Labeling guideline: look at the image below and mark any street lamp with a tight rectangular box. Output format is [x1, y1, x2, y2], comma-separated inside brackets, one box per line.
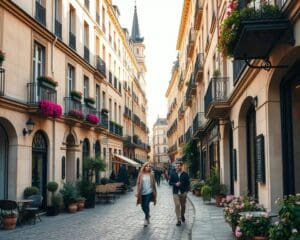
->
[23, 118, 35, 136]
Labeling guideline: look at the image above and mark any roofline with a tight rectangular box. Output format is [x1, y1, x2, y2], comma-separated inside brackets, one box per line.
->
[176, 0, 191, 50]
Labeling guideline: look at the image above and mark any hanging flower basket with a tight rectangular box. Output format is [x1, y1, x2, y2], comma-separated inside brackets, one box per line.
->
[0, 50, 5, 67]
[37, 76, 58, 89]
[86, 114, 100, 125]
[68, 109, 84, 120]
[219, 1, 290, 59]
[39, 100, 62, 118]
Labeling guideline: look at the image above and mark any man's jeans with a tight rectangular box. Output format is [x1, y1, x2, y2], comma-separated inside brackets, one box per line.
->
[141, 193, 152, 219]
[173, 192, 187, 221]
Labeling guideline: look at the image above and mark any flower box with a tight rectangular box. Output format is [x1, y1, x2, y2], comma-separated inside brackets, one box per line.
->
[37, 76, 58, 89]
[39, 100, 62, 118]
[70, 90, 83, 102]
[219, 2, 292, 60]
[68, 109, 84, 120]
[84, 97, 95, 105]
[86, 114, 100, 125]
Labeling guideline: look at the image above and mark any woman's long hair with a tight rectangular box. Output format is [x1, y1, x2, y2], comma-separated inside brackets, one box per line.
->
[138, 162, 152, 177]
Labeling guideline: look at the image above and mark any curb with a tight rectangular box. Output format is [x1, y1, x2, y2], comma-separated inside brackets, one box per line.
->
[186, 194, 196, 240]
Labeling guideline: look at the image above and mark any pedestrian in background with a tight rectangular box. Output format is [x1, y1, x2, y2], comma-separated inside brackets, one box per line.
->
[154, 168, 162, 186]
[169, 161, 190, 226]
[136, 162, 157, 227]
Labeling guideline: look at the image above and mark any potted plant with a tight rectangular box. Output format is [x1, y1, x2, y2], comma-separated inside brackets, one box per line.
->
[68, 109, 84, 120]
[1, 211, 17, 230]
[46, 181, 62, 216]
[0, 50, 5, 67]
[201, 185, 212, 202]
[84, 97, 95, 106]
[235, 212, 271, 240]
[86, 113, 100, 125]
[60, 182, 78, 213]
[39, 100, 62, 118]
[76, 197, 86, 211]
[37, 76, 58, 89]
[70, 90, 83, 102]
[214, 184, 228, 207]
[24, 186, 39, 198]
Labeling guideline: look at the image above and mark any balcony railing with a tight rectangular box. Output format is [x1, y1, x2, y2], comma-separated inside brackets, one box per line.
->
[124, 106, 132, 119]
[109, 121, 123, 137]
[84, 46, 90, 63]
[109, 71, 113, 84]
[178, 103, 185, 119]
[55, 19, 62, 39]
[194, 0, 204, 30]
[194, 53, 204, 83]
[178, 135, 185, 145]
[0, 68, 5, 96]
[69, 32, 76, 50]
[187, 30, 196, 58]
[27, 82, 57, 104]
[204, 77, 230, 118]
[114, 76, 118, 89]
[96, 56, 106, 76]
[133, 114, 141, 125]
[35, 1, 46, 26]
[82, 103, 95, 117]
[94, 110, 108, 129]
[168, 143, 177, 154]
[64, 97, 83, 119]
[193, 112, 206, 136]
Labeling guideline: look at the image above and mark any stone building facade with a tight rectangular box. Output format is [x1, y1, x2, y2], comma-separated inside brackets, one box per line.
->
[166, 0, 300, 211]
[0, 0, 149, 203]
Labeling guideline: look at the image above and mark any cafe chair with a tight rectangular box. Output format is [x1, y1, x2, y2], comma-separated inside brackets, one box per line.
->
[24, 195, 43, 224]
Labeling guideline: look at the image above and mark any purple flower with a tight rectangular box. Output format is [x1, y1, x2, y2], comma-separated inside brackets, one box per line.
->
[39, 100, 62, 118]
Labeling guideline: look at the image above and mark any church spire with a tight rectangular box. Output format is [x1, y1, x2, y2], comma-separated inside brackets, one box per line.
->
[130, 3, 144, 43]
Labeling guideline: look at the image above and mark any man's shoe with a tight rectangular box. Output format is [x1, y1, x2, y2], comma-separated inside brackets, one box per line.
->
[181, 215, 185, 222]
[144, 219, 148, 227]
[176, 221, 181, 226]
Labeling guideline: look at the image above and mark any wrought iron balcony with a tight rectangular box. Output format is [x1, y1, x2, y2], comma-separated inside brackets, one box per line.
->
[27, 82, 57, 105]
[194, 0, 204, 30]
[64, 97, 83, 120]
[96, 56, 106, 77]
[109, 121, 123, 137]
[178, 135, 185, 146]
[232, 0, 293, 60]
[133, 114, 141, 126]
[69, 32, 76, 50]
[168, 143, 178, 154]
[204, 77, 230, 119]
[187, 30, 196, 58]
[35, 1, 46, 26]
[194, 53, 204, 83]
[55, 19, 62, 39]
[0, 68, 5, 96]
[84, 46, 90, 63]
[192, 112, 206, 137]
[178, 103, 185, 119]
[233, 60, 247, 85]
[94, 110, 108, 129]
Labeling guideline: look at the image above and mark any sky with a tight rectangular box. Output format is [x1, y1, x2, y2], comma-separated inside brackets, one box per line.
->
[113, 0, 183, 133]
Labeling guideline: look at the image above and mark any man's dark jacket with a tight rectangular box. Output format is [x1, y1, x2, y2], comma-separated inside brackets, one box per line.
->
[169, 171, 190, 194]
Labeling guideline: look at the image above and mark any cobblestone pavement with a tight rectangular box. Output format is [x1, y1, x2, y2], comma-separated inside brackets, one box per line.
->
[0, 182, 193, 240]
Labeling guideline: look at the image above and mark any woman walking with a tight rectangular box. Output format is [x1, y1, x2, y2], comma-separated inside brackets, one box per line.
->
[136, 162, 157, 227]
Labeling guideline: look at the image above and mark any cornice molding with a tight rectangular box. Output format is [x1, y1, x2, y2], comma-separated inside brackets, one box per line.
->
[176, 0, 191, 50]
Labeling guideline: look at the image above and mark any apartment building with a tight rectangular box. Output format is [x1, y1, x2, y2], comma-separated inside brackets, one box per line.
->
[152, 117, 169, 168]
[0, 0, 149, 203]
[166, 0, 300, 211]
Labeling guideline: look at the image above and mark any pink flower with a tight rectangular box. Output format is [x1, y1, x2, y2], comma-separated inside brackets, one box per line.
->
[235, 227, 243, 238]
[39, 100, 62, 118]
[86, 114, 100, 124]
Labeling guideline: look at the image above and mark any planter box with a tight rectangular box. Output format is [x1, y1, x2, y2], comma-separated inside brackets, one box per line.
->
[39, 80, 56, 90]
[233, 18, 291, 59]
[71, 96, 82, 103]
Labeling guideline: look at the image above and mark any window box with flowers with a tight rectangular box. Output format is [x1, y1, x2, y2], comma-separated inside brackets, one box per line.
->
[70, 90, 83, 102]
[86, 113, 99, 125]
[37, 76, 58, 89]
[0, 50, 5, 67]
[219, 0, 293, 60]
[68, 109, 84, 120]
[39, 99, 62, 118]
[84, 97, 95, 107]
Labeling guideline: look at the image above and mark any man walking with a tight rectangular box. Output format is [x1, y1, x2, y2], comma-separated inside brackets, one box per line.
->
[169, 161, 190, 226]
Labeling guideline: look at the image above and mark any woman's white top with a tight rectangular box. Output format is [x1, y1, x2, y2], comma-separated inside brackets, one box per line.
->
[141, 174, 152, 195]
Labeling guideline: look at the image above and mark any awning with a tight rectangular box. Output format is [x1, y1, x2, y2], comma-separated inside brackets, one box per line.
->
[113, 154, 141, 167]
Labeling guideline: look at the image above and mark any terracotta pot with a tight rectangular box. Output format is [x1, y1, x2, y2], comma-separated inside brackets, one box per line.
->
[215, 194, 226, 207]
[2, 216, 17, 230]
[77, 201, 85, 211]
[68, 203, 78, 213]
[252, 236, 268, 240]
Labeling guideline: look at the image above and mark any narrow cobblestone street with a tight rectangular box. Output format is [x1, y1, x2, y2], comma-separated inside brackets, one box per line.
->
[0, 182, 193, 240]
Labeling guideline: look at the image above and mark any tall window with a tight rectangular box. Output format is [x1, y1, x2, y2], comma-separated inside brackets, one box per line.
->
[54, 0, 62, 38]
[33, 42, 45, 81]
[83, 76, 89, 98]
[114, 102, 117, 121]
[102, 91, 106, 109]
[102, 7, 106, 32]
[96, 85, 100, 110]
[118, 105, 121, 124]
[84, 22, 89, 47]
[109, 98, 112, 119]
[67, 64, 75, 96]
[69, 5, 76, 49]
